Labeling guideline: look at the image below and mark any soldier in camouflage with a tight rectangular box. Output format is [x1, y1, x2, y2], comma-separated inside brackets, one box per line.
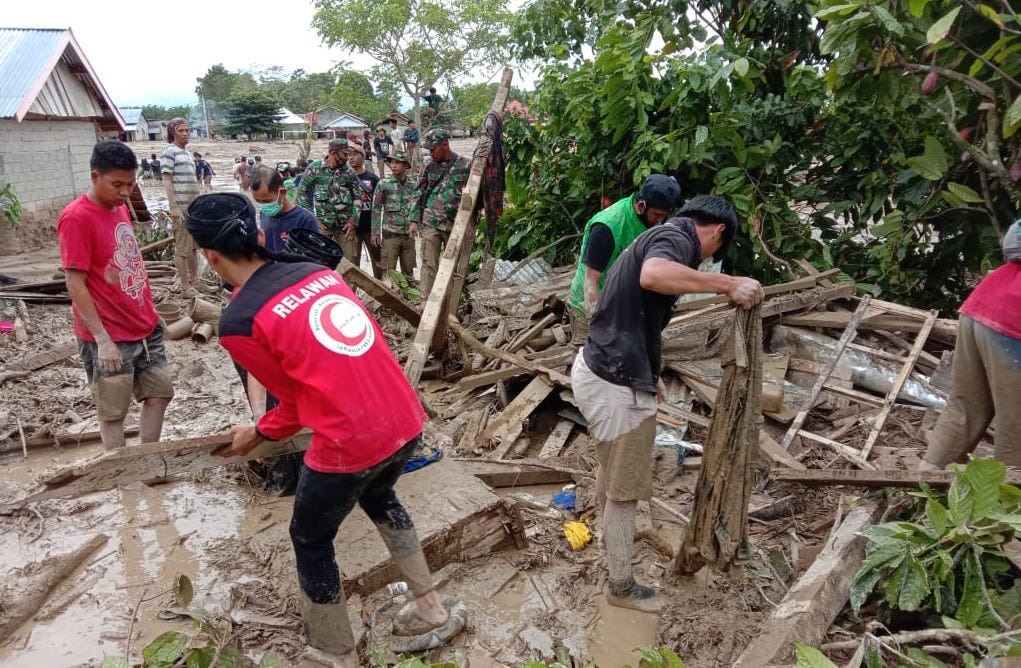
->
[416, 128, 470, 297]
[297, 138, 359, 246]
[371, 151, 419, 282]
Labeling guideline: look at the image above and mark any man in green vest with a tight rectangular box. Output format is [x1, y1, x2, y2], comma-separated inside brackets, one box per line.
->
[569, 175, 682, 322]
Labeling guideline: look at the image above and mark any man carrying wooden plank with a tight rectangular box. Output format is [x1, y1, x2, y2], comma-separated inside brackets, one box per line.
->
[571, 195, 763, 613]
[58, 140, 174, 451]
[920, 218, 1021, 470]
[185, 193, 465, 665]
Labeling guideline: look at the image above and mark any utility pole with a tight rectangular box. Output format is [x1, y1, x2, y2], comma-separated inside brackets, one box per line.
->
[200, 95, 210, 139]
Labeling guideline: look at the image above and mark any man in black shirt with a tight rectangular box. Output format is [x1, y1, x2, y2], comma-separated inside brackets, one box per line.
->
[341, 143, 384, 278]
[571, 195, 764, 614]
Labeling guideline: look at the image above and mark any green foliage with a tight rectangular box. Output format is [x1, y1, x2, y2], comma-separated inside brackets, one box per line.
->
[389, 271, 421, 300]
[328, 70, 398, 126]
[102, 621, 280, 668]
[311, 0, 511, 127]
[795, 644, 838, 668]
[0, 183, 24, 227]
[223, 89, 285, 137]
[139, 104, 193, 121]
[630, 646, 686, 668]
[850, 459, 1021, 640]
[507, 0, 1020, 311]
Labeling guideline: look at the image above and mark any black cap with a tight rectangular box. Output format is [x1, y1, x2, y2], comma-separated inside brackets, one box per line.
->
[678, 194, 737, 262]
[285, 228, 343, 270]
[637, 174, 682, 211]
[185, 193, 258, 252]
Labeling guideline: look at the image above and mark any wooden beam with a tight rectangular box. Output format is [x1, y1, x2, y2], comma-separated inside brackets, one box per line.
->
[537, 419, 574, 460]
[665, 283, 855, 338]
[1, 431, 312, 512]
[506, 313, 557, 353]
[770, 467, 1021, 488]
[458, 460, 576, 487]
[781, 311, 957, 345]
[858, 310, 938, 460]
[479, 376, 555, 458]
[448, 317, 572, 386]
[780, 296, 871, 452]
[404, 68, 514, 385]
[1, 426, 141, 453]
[338, 258, 421, 326]
[454, 366, 530, 392]
[674, 269, 843, 313]
[733, 498, 883, 667]
[6, 343, 77, 372]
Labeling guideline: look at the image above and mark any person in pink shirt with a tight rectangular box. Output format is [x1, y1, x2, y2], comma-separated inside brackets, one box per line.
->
[921, 219, 1021, 469]
[57, 140, 174, 450]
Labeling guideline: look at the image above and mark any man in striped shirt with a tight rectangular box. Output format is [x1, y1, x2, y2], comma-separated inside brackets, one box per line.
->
[161, 118, 202, 298]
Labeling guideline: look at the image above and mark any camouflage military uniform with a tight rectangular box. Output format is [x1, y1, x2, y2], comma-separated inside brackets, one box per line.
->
[372, 151, 419, 279]
[417, 128, 470, 297]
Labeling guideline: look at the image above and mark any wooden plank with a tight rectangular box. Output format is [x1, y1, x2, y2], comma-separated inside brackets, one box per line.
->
[0, 426, 141, 453]
[0, 431, 313, 512]
[6, 342, 77, 372]
[139, 235, 175, 256]
[338, 258, 421, 326]
[673, 269, 843, 312]
[506, 313, 557, 353]
[733, 498, 883, 667]
[796, 430, 875, 470]
[664, 283, 855, 338]
[404, 68, 514, 385]
[455, 366, 530, 392]
[537, 419, 574, 460]
[781, 311, 957, 345]
[448, 317, 572, 386]
[0, 292, 70, 303]
[859, 310, 938, 460]
[779, 296, 871, 452]
[479, 376, 555, 458]
[770, 467, 1021, 488]
[675, 373, 805, 470]
[459, 460, 576, 487]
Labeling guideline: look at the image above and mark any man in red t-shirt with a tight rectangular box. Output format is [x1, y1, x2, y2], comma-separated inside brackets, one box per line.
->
[57, 140, 174, 450]
[921, 220, 1021, 469]
[185, 193, 465, 664]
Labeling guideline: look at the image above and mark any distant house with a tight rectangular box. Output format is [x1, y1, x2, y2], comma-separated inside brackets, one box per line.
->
[119, 108, 149, 142]
[276, 108, 307, 139]
[0, 27, 125, 253]
[324, 112, 368, 137]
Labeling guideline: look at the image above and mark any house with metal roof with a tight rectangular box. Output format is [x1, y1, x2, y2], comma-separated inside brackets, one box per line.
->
[119, 108, 150, 142]
[0, 26, 125, 253]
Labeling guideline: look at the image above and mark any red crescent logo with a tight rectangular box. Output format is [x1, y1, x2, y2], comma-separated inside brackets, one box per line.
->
[319, 301, 370, 347]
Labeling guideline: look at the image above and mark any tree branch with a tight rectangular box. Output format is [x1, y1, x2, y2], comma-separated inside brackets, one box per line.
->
[951, 36, 1021, 90]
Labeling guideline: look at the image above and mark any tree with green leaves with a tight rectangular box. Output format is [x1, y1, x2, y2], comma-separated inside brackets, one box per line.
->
[311, 0, 512, 128]
[504, 0, 1019, 312]
[222, 89, 284, 137]
[140, 104, 192, 121]
[328, 69, 398, 125]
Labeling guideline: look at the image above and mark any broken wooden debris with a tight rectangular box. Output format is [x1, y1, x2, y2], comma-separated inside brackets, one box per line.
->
[479, 376, 555, 458]
[781, 310, 957, 345]
[457, 459, 577, 487]
[404, 68, 514, 384]
[341, 458, 527, 596]
[1, 431, 313, 512]
[733, 498, 883, 667]
[677, 304, 762, 574]
[770, 467, 1021, 488]
[447, 317, 571, 387]
[1, 426, 141, 453]
[339, 258, 421, 326]
[537, 419, 574, 460]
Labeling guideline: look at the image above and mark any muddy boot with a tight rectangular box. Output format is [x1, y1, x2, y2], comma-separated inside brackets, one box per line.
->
[299, 590, 357, 666]
[606, 578, 660, 614]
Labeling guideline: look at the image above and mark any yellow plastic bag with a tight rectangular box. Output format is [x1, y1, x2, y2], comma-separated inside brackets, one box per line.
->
[564, 521, 592, 550]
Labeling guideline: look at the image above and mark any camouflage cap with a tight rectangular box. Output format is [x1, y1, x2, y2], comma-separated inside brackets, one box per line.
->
[422, 128, 451, 148]
[328, 138, 349, 151]
[387, 150, 412, 165]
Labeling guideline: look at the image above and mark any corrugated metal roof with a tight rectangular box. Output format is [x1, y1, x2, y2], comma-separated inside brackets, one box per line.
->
[120, 108, 142, 125]
[0, 28, 67, 118]
[0, 27, 123, 132]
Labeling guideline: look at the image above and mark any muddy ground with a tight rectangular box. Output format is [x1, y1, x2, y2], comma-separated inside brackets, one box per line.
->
[0, 138, 938, 667]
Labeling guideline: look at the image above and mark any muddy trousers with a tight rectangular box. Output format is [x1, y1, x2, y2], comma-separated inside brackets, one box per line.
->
[924, 315, 1021, 467]
[340, 232, 384, 279]
[289, 436, 435, 654]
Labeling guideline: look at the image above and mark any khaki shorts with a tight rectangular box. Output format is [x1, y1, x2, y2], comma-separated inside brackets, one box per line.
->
[78, 321, 175, 422]
[571, 349, 657, 501]
[171, 208, 196, 258]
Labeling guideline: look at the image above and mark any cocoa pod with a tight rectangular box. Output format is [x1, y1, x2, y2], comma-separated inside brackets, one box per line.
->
[1012, 162, 1021, 183]
[921, 70, 939, 95]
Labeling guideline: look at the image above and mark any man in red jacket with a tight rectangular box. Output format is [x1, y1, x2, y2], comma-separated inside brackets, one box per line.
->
[185, 193, 464, 665]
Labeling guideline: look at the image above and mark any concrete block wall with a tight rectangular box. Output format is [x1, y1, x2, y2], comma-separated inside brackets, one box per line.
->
[0, 119, 98, 253]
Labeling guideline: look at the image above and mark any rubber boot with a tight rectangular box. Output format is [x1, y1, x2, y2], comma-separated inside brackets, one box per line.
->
[606, 578, 661, 614]
[299, 590, 356, 660]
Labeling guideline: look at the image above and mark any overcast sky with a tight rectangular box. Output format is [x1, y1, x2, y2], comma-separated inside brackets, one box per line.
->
[5, 0, 369, 108]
